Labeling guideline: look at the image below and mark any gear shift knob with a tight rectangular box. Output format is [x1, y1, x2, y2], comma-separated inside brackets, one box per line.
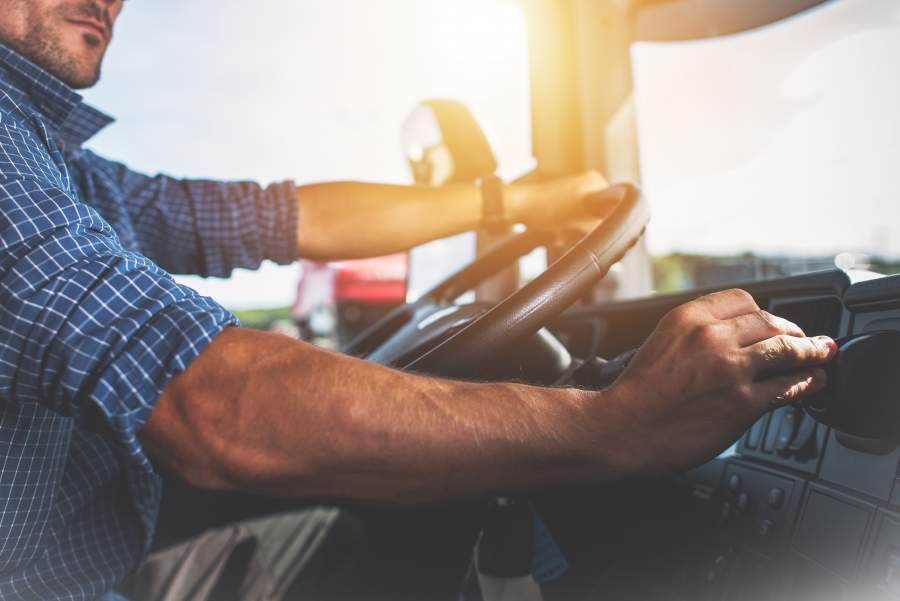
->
[803, 330, 900, 440]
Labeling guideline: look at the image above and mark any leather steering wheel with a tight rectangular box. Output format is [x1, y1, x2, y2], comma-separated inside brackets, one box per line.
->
[345, 183, 649, 380]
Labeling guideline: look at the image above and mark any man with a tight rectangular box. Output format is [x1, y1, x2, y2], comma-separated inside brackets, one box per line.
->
[0, 0, 836, 599]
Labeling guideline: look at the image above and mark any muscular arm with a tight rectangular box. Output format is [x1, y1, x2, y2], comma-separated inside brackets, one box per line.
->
[141, 327, 612, 504]
[141, 290, 836, 504]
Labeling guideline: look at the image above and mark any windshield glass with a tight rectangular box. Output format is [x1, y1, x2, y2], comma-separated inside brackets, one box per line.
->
[631, 0, 900, 291]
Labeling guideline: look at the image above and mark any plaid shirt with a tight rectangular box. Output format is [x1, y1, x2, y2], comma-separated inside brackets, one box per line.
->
[0, 45, 298, 600]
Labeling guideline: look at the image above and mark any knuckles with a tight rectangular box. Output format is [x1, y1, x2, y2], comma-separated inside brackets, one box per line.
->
[686, 322, 727, 351]
[753, 310, 782, 335]
[681, 323, 750, 381]
[726, 352, 752, 380]
[725, 288, 756, 306]
[765, 335, 793, 363]
[666, 288, 757, 327]
[733, 383, 756, 405]
[703, 288, 756, 311]
[661, 303, 701, 329]
[776, 334, 817, 361]
[711, 350, 749, 384]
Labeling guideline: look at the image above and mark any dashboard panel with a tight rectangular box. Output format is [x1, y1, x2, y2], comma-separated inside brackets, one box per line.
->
[683, 272, 900, 601]
[545, 269, 900, 601]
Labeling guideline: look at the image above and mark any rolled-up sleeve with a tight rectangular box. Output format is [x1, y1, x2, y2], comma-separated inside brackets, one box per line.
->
[0, 176, 237, 472]
[70, 150, 299, 278]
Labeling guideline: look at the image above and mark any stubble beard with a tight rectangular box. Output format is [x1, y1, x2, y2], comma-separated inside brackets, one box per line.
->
[4, 3, 105, 89]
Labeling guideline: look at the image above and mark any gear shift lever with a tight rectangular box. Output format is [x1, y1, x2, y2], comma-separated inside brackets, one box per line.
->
[803, 330, 900, 440]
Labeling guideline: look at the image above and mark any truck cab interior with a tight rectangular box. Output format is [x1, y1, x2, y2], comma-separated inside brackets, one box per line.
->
[152, 1, 900, 599]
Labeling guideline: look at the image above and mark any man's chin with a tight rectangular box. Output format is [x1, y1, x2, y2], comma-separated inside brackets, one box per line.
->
[67, 67, 101, 89]
[46, 51, 102, 89]
[9, 30, 104, 89]
[47, 58, 101, 89]
[59, 41, 105, 88]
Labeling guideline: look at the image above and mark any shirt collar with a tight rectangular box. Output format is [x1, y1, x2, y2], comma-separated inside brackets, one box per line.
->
[0, 43, 113, 148]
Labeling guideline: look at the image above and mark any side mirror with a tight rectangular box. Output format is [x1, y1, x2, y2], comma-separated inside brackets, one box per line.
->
[401, 99, 498, 185]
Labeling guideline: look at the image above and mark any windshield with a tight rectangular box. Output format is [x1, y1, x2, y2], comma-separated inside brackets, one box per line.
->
[631, 0, 900, 291]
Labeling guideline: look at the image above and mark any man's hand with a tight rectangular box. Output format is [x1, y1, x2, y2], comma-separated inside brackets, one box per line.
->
[507, 170, 612, 232]
[598, 288, 836, 476]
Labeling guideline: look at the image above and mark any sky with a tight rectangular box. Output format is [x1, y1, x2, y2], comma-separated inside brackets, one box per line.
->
[82, 0, 531, 309]
[632, 0, 900, 259]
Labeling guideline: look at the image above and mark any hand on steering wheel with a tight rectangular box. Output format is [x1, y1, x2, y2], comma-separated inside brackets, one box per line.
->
[347, 183, 649, 381]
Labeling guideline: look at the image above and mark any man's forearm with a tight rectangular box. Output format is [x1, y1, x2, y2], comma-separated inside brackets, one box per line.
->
[296, 181, 488, 261]
[141, 327, 626, 503]
[293, 172, 617, 261]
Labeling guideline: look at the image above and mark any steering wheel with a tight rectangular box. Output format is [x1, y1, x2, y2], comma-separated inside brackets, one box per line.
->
[344, 183, 649, 381]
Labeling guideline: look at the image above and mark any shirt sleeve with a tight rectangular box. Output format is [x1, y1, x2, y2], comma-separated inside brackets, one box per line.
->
[69, 149, 299, 278]
[0, 175, 238, 474]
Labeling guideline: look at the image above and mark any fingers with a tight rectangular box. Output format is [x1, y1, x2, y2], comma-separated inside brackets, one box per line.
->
[693, 289, 760, 321]
[727, 310, 806, 347]
[746, 334, 836, 378]
[582, 183, 628, 218]
[750, 368, 828, 410]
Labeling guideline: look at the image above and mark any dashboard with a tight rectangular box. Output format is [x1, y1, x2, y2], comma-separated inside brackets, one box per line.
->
[542, 269, 900, 601]
[707, 273, 900, 601]
[643, 271, 900, 601]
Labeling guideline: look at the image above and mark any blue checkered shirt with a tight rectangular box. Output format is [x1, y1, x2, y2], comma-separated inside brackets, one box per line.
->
[0, 45, 298, 600]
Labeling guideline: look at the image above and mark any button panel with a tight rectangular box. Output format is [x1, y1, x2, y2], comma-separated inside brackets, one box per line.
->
[740, 405, 827, 474]
[716, 460, 803, 555]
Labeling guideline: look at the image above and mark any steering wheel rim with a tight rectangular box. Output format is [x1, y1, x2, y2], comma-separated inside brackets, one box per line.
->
[404, 183, 649, 378]
[341, 228, 556, 359]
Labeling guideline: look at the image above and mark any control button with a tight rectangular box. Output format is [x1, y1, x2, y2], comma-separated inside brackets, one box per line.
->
[737, 492, 750, 512]
[768, 487, 785, 509]
[789, 413, 818, 453]
[762, 409, 783, 452]
[746, 416, 767, 449]
[775, 406, 799, 452]
[728, 474, 742, 494]
[759, 519, 776, 538]
[720, 502, 733, 525]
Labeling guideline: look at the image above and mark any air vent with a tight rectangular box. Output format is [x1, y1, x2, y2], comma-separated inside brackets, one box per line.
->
[769, 297, 843, 338]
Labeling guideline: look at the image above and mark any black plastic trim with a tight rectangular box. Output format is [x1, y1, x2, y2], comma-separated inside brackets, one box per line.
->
[845, 274, 900, 309]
